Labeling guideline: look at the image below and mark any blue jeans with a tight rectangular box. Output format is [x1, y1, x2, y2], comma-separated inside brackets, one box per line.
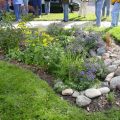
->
[111, 2, 120, 27]
[33, 0, 42, 15]
[63, 3, 69, 22]
[95, 0, 105, 26]
[45, 1, 50, 14]
[102, 0, 110, 16]
[5, 1, 10, 12]
[23, 0, 29, 14]
[13, 4, 21, 21]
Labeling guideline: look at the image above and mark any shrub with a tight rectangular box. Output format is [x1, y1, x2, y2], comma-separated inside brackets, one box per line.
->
[0, 21, 22, 53]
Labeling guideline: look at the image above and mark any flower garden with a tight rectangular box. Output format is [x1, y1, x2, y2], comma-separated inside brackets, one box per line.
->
[0, 18, 120, 119]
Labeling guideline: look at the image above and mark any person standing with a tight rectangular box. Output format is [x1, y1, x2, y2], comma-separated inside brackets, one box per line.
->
[102, 0, 110, 17]
[62, 0, 69, 22]
[78, 0, 88, 18]
[44, 0, 50, 14]
[111, 0, 120, 27]
[13, 0, 23, 21]
[22, 0, 29, 14]
[95, 0, 105, 26]
[33, 0, 42, 16]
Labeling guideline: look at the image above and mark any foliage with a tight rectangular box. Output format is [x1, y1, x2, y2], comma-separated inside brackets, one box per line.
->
[0, 21, 22, 53]
[109, 27, 120, 42]
[54, 52, 101, 91]
[106, 92, 115, 103]
[66, 30, 105, 57]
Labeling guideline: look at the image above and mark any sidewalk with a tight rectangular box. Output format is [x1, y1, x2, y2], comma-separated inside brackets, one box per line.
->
[13, 21, 120, 29]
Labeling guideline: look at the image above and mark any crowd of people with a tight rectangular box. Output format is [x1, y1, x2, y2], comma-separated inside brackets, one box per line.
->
[0, 0, 120, 27]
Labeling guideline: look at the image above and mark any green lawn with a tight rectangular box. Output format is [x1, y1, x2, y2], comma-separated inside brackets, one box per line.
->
[34, 13, 96, 21]
[33, 13, 111, 21]
[0, 61, 120, 120]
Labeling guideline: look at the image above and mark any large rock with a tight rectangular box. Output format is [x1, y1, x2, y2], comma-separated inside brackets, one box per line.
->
[115, 67, 120, 76]
[97, 47, 106, 56]
[102, 53, 110, 60]
[89, 49, 96, 57]
[105, 72, 114, 82]
[85, 88, 101, 98]
[104, 59, 112, 66]
[101, 82, 109, 87]
[76, 95, 91, 107]
[72, 91, 80, 98]
[98, 87, 110, 94]
[107, 65, 117, 73]
[62, 89, 74, 96]
[112, 60, 120, 66]
[110, 76, 120, 89]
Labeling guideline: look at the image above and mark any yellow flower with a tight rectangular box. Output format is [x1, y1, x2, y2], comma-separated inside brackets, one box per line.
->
[43, 43, 48, 47]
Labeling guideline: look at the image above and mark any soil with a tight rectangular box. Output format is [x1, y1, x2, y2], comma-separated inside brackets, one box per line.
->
[0, 54, 120, 112]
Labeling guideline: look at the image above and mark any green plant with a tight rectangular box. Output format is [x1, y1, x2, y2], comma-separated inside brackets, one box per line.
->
[106, 92, 115, 103]
[0, 21, 22, 53]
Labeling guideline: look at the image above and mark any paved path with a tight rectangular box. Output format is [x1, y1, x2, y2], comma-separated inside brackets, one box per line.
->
[13, 21, 120, 29]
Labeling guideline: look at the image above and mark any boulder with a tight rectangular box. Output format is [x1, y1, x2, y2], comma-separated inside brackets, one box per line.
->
[110, 76, 120, 89]
[98, 87, 110, 94]
[97, 47, 106, 56]
[76, 95, 91, 107]
[104, 59, 112, 66]
[112, 60, 120, 66]
[101, 82, 109, 87]
[72, 91, 80, 98]
[85, 88, 101, 98]
[105, 72, 114, 82]
[115, 67, 120, 76]
[89, 49, 96, 57]
[102, 53, 110, 60]
[107, 65, 117, 73]
[62, 89, 74, 96]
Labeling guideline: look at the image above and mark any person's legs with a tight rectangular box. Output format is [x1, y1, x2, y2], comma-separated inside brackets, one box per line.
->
[83, 2, 87, 17]
[37, 0, 42, 15]
[78, 1, 83, 16]
[102, 0, 106, 17]
[63, 3, 69, 22]
[111, 2, 120, 27]
[14, 4, 20, 21]
[95, 0, 105, 26]
[23, 0, 29, 14]
[106, 0, 110, 16]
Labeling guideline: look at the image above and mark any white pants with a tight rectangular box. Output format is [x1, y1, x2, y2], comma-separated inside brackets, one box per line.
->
[78, 1, 87, 17]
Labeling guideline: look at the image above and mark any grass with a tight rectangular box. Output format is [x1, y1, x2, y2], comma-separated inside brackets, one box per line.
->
[34, 13, 96, 21]
[84, 25, 120, 43]
[0, 61, 120, 120]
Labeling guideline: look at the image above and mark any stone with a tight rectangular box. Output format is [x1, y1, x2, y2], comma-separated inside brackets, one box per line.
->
[98, 87, 110, 94]
[79, 91, 85, 95]
[89, 49, 96, 57]
[72, 91, 80, 98]
[112, 60, 120, 66]
[62, 89, 74, 96]
[107, 65, 117, 73]
[85, 88, 101, 98]
[110, 76, 120, 89]
[105, 72, 115, 82]
[102, 53, 110, 60]
[104, 59, 112, 66]
[115, 67, 120, 76]
[76, 95, 91, 107]
[110, 54, 118, 58]
[97, 47, 106, 56]
[96, 56, 102, 59]
[101, 82, 109, 87]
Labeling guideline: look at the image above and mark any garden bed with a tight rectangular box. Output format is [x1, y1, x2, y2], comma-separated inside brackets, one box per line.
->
[0, 21, 120, 115]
